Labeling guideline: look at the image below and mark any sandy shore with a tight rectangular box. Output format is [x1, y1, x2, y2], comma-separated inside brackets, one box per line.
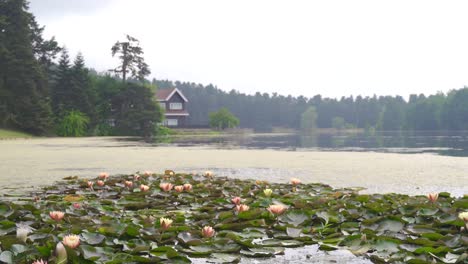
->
[0, 137, 467, 196]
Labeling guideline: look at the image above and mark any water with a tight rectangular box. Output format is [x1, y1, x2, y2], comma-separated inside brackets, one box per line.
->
[152, 130, 468, 157]
[0, 133, 467, 197]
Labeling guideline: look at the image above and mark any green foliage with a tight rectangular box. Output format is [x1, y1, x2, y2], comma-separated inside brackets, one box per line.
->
[0, 128, 33, 139]
[56, 110, 90, 137]
[111, 35, 150, 82]
[155, 125, 176, 136]
[300, 106, 317, 131]
[332, 116, 345, 130]
[209, 108, 239, 130]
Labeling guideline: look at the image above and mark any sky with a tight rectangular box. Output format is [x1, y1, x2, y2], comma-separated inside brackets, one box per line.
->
[29, 0, 468, 99]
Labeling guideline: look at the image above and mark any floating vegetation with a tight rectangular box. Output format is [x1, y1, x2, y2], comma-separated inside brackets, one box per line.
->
[0, 172, 467, 263]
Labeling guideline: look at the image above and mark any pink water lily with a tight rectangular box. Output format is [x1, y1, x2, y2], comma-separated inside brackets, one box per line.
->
[32, 259, 47, 264]
[49, 211, 65, 221]
[290, 178, 301, 185]
[134, 174, 140, 181]
[427, 193, 439, 203]
[231, 196, 241, 205]
[183, 183, 192, 191]
[73, 203, 81, 209]
[202, 226, 215, 238]
[87, 181, 94, 188]
[99, 172, 109, 180]
[174, 185, 184, 192]
[160, 217, 173, 230]
[96, 180, 105, 187]
[140, 184, 150, 192]
[124, 180, 133, 188]
[143, 171, 153, 177]
[160, 182, 173, 192]
[268, 204, 286, 215]
[63, 234, 80, 249]
[235, 204, 250, 212]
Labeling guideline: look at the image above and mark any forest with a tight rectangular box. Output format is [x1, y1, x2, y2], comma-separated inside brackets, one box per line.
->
[1, 0, 468, 137]
[156, 80, 468, 132]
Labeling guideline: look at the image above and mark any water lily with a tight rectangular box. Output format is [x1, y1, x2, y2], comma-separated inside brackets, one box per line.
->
[235, 204, 250, 212]
[290, 178, 301, 185]
[133, 174, 140, 181]
[174, 185, 184, 192]
[49, 211, 65, 221]
[16, 226, 30, 243]
[160, 182, 173, 192]
[56, 242, 67, 263]
[72, 203, 81, 209]
[32, 259, 47, 264]
[87, 181, 94, 189]
[204, 170, 213, 177]
[202, 226, 215, 238]
[160, 217, 173, 230]
[96, 180, 105, 187]
[183, 183, 192, 191]
[98, 172, 109, 180]
[62, 234, 80, 249]
[459, 211, 468, 222]
[427, 193, 438, 203]
[264, 188, 273, 197]
[143, 170, 153, 177]
[140, 184, 150, 192]
[231, 196, 241, 205]
[124, 180, 133, 188]
[268, 204, 286, 215]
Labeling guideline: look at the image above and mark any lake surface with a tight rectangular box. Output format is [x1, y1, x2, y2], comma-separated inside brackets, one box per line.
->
[0, 132, 467, 197]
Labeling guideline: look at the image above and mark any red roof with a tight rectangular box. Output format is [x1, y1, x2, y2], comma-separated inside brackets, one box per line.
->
[156, 88, 176, 101]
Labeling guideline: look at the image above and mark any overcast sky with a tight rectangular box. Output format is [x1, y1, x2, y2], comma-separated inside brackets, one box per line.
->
[29, 0, 468, 99]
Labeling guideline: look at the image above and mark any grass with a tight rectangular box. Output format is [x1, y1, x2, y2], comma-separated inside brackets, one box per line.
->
[0, 128, 34, 139]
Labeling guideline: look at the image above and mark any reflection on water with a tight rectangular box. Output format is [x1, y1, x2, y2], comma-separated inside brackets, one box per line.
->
[153, 131, 468, 157]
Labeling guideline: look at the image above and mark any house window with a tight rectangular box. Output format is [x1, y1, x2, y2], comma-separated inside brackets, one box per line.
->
[159, 102, 166, 109]
[169, 102, 182, 110]
[166, 119, 178, 126]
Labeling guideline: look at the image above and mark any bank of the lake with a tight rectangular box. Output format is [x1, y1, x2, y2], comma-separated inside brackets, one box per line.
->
[0, 137, 467, 197]
[0, 129, 34, 139]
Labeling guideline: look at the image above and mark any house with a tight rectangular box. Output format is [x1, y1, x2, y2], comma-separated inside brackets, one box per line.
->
[155, 88, 189, 127]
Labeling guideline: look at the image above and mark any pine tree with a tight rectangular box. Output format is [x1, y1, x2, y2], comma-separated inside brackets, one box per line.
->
[70, 53, 95, 123]
[0, 0, 52, 134]
[51, 48, 72, 118]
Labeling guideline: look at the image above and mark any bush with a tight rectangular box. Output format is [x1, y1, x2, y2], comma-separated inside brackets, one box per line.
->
[209, 108, 239, 130]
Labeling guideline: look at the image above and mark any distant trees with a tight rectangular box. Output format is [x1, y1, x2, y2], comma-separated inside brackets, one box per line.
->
[300, 106, 317, 132]
[111, 35, 150, 82]
[209, 108, 239, 130]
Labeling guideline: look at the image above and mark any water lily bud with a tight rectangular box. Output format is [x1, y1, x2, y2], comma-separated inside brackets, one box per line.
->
[96, 180, 105, 187]
[290, 178, 301, 185]
[134, 174, 140, 181]
[62, 234, 80, 249]
[268, 204, 286, 215]
[72, 203, 81, 209]
[159, 182, 173, 192]
[56, 242, 67, 264]
[140, 184, 150, 192]
[202, 226, 215, 238]
[16, 226, 30, 243]
[459, 211, 468, 222]
[49, 211, 65, 221]
[183, 183, 192, 191]
[263, 189, 273, 197]
[204, 171, 213, 177]
[160, 217, 173, 230]
[427, 193, 438, 203]
[235, 204, 250, 212]
[231, 196, 241, 205]
[32, 259, 47, 264]
[143, 171, 152, 177]
[98, 172, 109, 180]
[174, 185, 184, 192]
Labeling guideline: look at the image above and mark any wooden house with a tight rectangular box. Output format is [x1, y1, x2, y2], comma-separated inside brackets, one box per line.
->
[155, 88, 189, 127]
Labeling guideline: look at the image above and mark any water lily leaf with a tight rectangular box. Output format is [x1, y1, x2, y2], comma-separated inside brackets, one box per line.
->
[414, 246, 451, 255]
[373, 238, 400, 253]
[286, 227, 302, 238]
[0, 251, 13, 264]
[452, 199, 468, 209]
[417, 208, 439, 216]
[63, 194, 84, 202]
[177, 232, 202, 246]
[81, 232, 106, 245]
[421, 233, 444, 241]
[240, 247, 277, 257]
[80, 245, 113, 261]
[377, 219, 404, 233]
[0, 204, 13, 218]
[206, 253, 241, 263]
[10, 244, 28, 255]
[281, 212, 308, 226]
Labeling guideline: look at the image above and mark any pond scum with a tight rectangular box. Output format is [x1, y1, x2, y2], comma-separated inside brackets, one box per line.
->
[0, 171, 467, 263]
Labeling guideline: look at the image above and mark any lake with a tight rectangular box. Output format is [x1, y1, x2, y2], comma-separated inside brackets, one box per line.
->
[0, 131, 467, 197]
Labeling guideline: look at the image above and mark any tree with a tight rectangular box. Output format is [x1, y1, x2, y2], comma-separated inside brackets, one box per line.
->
[332, 116, 345, 130]
[57, 110, 89, 136]
[0, 0, 53, 134]
[300, 106, 317, 131]
[51, 48, 72, 117]
[209, 108, 239, 130]
[112, 83, 163, 138]
[111, 35, 150, 82]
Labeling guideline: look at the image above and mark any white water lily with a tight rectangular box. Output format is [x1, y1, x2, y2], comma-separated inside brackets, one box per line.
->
[16, 225, 31, 243]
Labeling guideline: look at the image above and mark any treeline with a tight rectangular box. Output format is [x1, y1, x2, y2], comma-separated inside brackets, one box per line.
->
[0, 0, 161, 136]
[156, 80, 468, 131]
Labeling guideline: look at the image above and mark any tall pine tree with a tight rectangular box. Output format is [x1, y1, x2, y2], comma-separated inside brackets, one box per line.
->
[0, 0, 52, 134]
